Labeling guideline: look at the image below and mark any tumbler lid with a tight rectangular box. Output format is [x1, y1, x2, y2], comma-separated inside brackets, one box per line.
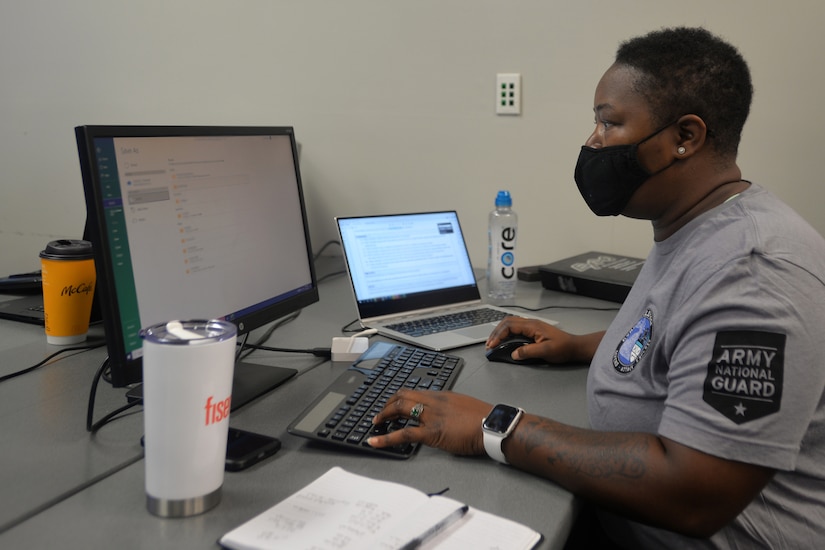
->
[140, 320, 237, 346]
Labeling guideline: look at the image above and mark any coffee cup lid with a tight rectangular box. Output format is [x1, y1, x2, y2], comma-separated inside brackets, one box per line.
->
[39, 239, 94, 260]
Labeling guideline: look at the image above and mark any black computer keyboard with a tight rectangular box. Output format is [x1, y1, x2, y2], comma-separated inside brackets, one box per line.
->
[287, 341, 463, 459]
[385, 307, 509, 337]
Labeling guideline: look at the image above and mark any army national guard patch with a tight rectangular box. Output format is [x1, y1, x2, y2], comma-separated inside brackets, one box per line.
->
[703, 331, 785, 424]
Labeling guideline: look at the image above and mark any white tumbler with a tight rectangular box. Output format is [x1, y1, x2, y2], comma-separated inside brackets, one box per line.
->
[140, 319, 237, 518]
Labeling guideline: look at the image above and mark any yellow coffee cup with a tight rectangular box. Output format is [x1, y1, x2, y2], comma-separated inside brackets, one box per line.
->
[39, 240, 96, 345]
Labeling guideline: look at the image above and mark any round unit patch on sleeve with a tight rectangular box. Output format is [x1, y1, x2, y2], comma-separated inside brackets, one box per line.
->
[612, 309, 653, 374]
[703, 331, 785, 424]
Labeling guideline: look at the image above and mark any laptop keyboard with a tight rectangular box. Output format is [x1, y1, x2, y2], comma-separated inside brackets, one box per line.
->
[385, 307, 509, 337]
[288, 342, 463, 459]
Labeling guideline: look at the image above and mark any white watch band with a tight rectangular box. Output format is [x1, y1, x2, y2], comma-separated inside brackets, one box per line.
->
[483, 430, 509, 464]
[482, 407, 524, 464]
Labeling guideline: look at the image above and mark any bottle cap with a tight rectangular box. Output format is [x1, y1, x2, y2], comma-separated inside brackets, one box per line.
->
[495, 190, 512, 207]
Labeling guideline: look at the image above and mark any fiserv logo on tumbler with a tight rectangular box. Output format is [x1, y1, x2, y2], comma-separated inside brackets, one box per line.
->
[205, 395, 231, 426]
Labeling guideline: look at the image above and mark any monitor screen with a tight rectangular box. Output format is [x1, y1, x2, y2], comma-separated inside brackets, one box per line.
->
[76, 126, 319, 407]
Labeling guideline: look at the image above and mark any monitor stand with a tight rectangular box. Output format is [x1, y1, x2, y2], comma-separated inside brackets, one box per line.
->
[124, 361, 297, 411]
[230, 361, 297, 411]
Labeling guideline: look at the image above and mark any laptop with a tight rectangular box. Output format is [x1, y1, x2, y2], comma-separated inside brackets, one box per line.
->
[336, 211, 556, 351]
[0, 273, 101, 326]
[0, 294, 46, 325]
[0, 271, 44, 324]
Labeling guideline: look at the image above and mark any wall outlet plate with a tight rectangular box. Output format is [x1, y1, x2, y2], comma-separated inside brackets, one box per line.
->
[496, 73, 521, 115]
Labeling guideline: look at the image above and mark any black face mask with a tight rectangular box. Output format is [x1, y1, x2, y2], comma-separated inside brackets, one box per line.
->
[574, 121, 679, 216]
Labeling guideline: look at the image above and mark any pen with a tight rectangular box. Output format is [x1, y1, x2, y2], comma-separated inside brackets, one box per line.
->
[398, 504, 469, 550]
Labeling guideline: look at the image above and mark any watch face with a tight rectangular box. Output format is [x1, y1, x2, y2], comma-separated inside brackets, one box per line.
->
[483, 404, 521, 433]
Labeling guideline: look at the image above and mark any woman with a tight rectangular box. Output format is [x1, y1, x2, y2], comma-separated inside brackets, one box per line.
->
[368, 27, 825, 548]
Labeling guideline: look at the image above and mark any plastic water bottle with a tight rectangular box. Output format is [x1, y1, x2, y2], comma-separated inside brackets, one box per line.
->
[487, 190, 518, 303]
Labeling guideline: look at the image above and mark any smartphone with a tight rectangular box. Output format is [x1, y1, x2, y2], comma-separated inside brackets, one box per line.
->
[225, 428, 282, 471]
[139, 428, 281, 471]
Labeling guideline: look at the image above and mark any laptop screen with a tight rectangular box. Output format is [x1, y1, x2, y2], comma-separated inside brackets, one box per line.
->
[337, 212, 480, 318]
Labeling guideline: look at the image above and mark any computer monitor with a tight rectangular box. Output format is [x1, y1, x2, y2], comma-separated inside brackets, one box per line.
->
[75, 125, 319, 409]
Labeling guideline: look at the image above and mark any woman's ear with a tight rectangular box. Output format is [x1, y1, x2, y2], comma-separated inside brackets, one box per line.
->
[674, 114, 708, 157]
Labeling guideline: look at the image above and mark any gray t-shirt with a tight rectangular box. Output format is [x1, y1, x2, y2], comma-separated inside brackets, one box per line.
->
[588, 183, 825, 549]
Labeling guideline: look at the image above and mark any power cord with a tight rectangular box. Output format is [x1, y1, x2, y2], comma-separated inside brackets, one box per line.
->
[0, 341, 105, 384]
[313, 240, 346, 283]
[237, 310, 303, 362]
[340, 319, 364, 333]
[86, 355, 142, 433]
[239, 342, 332, 359]
[313, 240, 341, 260]
[317, 269, 347, 284]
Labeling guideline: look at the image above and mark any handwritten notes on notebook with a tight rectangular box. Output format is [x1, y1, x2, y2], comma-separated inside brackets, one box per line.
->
[219, 467, 541, 550]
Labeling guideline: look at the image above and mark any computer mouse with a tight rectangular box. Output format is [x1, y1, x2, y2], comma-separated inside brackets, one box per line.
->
[485, 335, 546, 365]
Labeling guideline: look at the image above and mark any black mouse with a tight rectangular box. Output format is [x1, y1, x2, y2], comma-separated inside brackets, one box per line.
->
[485, 335, 546, 365]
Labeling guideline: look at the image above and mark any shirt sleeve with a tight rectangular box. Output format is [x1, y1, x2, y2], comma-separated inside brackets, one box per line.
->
[658, 252, 825, 471]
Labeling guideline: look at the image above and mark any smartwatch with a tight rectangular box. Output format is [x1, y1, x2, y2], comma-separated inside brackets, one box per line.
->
[482, 404, 524, 464]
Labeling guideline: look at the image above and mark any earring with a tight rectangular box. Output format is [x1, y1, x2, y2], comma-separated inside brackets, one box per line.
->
[677, 146, 686, 155]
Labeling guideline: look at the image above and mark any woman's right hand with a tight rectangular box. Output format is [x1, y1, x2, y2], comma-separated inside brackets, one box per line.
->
[485, 316, 603, 365]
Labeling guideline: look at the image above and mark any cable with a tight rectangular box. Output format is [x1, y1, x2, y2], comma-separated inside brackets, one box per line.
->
[86, 355, 142, 433]
[87, 400, 141, 434]
[340, 319, 364, 333]
[313, 240, 345, 283]
[0, 342, 105, 384]
[239, 342, 332, 359]
[236, 332, 250, 362]
[250, 310, 302, 348]
[312, 240, 341, 261]
[316, 269, 346, 283]
[236, 310, 304, 362]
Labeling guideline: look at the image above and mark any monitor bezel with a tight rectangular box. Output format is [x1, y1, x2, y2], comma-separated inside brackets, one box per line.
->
[75, 125, 319, 388]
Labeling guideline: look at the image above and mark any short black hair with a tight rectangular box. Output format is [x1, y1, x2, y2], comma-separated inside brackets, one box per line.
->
[615, 27, 752, 157]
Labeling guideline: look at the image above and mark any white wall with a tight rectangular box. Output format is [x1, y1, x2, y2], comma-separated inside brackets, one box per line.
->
[2, 0, 823, 276]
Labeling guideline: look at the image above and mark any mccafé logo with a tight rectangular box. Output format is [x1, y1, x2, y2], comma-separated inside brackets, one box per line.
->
[61, 281, 94, 297]
[204, 395, 231, 426]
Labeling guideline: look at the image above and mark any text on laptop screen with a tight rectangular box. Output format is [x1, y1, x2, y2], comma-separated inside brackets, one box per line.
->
[337, 212, 476, 303]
